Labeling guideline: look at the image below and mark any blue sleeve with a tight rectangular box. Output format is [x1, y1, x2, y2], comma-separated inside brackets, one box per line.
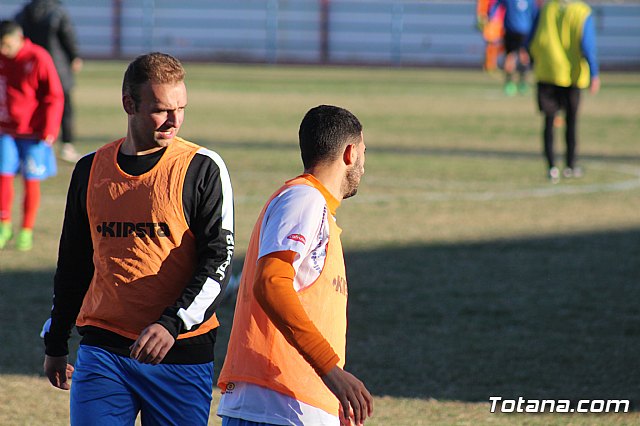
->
[581, 15, 599, 77]
[526, 10, 540, 50]
[531, 0, 539, 17]
[525, 0, 539, 34]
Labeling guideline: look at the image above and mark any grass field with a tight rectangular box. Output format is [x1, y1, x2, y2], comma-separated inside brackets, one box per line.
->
[0, 61, 639, 425]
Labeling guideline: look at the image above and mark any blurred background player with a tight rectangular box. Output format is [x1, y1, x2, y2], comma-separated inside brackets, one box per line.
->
[489, 0, 538, 95]
[0, 20, 63, 250]
[477, 0, 505, 73]
[16, 0, 83, 163]
[529, 0, 600, 183]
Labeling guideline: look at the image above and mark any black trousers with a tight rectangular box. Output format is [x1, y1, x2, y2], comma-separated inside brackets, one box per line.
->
[537, 83, 581, 169]
[61, 90, 74, 143]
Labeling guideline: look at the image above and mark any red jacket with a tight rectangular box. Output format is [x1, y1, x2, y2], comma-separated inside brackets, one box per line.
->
[0, 38, 63, 141]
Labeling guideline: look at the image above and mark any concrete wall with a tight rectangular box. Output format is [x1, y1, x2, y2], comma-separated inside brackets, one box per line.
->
[2, 0, 639, 68]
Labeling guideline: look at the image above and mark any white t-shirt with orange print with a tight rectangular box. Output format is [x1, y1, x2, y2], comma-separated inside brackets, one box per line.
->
[218, 184, 339, 425]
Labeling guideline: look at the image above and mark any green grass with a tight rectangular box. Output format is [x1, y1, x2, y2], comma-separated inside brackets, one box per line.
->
[1, 62, 639, 425]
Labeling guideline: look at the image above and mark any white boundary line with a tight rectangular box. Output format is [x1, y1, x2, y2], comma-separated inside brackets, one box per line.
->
[354, 162, 640, 203]
[233, 162, 640, 204]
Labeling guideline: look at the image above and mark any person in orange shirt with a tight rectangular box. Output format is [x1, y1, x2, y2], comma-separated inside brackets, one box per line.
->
[477, 0, 505, 72]
[218, 105, 373, 426]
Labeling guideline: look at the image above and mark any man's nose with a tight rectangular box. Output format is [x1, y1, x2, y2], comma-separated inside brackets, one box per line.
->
[166, 110, 178, 126]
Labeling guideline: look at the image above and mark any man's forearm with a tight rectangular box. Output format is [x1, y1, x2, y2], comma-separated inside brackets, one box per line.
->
[254, 251, 340, 376]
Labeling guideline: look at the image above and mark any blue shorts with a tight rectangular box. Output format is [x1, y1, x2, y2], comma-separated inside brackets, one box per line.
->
[71, 345, 215, 426]
[0, 134, 56, 180]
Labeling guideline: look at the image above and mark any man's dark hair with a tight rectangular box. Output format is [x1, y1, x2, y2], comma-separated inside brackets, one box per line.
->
[299, 105, 362, 169]
[0, 20, 22, 38]
[122, 52, 185, 110]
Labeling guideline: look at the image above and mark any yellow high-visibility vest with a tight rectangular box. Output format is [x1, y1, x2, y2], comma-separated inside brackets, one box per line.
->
[530, 0, 592, 88]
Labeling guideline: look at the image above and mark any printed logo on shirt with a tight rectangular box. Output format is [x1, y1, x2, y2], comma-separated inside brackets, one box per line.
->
[517, 0, 529, 12]
[332, 275, 348, 296]
[25, 158, 46, 177]
[96, 221, 171, 238]
[24, 61, 34, 74]
[286, 233, 307, 245]
[215, 234, 235, 282]
[310, 242, 326, 274]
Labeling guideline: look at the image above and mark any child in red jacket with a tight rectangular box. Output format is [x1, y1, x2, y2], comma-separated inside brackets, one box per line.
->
[0, 20, 63, 250]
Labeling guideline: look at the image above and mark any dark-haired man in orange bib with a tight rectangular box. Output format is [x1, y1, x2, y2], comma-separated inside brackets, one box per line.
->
[218, 105, 373, 426]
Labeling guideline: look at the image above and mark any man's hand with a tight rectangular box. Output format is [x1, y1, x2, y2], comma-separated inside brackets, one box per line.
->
[129, 323, 175, 364]
[44, 355, 74, 390]
[71, 58, 83, 74]
[321, 366, 374, 426]
[590, 76, 601, 95]
[43, 135, 55, 146]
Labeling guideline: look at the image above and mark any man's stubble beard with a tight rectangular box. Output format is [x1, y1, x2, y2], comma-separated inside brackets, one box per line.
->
[342, 157, 363, 200]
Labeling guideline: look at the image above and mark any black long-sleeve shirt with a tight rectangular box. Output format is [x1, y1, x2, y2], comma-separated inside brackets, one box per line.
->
[44, 145, 235, 364]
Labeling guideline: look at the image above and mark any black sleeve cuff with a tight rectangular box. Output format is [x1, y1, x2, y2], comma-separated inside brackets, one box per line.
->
[44, 332, 69, 357]
[155, 308, 183, 339]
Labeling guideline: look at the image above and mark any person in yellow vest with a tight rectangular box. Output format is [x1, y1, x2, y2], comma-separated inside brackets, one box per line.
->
[529, 0, 600, 183]
[42, 52, 235, 425]
[217, 105, 373, 426]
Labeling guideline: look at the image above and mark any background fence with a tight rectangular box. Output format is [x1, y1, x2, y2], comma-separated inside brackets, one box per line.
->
[2, 0, 640, 68]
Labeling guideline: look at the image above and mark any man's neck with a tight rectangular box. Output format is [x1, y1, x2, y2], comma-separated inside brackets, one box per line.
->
[120, 136, 166, 156]
[303, 165, 344, 202]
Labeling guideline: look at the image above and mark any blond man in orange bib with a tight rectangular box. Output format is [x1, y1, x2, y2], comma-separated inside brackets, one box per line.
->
[218, 105, 373, 426]
[43, 52, 235, 425]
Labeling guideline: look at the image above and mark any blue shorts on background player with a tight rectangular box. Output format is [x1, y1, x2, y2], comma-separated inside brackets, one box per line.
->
[0, 136, 58, 250]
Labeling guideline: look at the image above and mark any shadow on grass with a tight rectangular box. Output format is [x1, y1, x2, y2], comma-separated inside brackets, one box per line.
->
[342, 228, 640, 403]
[2, 229, 639, 404]
[0, 268, 58, 375]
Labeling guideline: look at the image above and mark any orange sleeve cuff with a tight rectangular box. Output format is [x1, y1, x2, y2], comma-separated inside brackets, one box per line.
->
[253, 250, 339, 376]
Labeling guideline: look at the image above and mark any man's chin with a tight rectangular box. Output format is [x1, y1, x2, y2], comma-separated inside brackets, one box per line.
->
[343, 188, 358, 199]
[154, 135, 175, 146]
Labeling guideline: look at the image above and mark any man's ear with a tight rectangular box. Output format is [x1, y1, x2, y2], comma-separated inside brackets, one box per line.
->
[122, 95, 135, 115]
[343, 143, 357, 166]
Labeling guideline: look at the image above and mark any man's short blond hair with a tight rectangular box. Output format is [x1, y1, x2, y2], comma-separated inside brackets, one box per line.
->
[122, 52, 185, 109]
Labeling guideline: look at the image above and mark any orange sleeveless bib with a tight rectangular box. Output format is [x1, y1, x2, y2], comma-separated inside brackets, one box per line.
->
[219, 176, 347, 415]
[77, 137, 219, 339]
